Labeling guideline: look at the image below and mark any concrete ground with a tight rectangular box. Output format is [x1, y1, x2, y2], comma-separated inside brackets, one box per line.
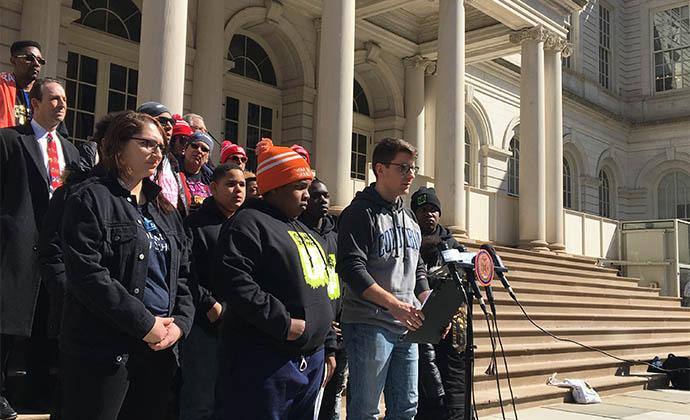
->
[484, 389, 690, 420]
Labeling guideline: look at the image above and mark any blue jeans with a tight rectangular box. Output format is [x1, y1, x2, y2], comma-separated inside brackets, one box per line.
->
[342, 323, 418, 420]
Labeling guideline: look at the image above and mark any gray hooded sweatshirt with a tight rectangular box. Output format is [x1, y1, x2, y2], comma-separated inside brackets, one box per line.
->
[336, 184, 429, 333]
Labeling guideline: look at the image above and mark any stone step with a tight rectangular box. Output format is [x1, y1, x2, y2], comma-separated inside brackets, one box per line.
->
[474, 372, 669, 417]
[503, 261, 624, 280]
[485, 296, 690, 314]
[504, 271, 652, 294]
[482, 250, 619, 274]
[471, 325, 690, 346]
[480, 311, 690, 328]
[489, 285, 678, 307]
[471, 353, 662, 393]
[472, 337, 690, 366]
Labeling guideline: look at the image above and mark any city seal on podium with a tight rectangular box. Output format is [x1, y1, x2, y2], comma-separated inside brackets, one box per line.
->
[474, 249, 494, 286]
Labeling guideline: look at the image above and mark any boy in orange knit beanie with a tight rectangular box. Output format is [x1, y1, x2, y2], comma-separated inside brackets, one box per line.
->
[215, 138, 337, 419]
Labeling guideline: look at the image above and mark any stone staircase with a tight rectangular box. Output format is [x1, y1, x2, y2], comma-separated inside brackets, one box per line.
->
[464, 244, 690, 416]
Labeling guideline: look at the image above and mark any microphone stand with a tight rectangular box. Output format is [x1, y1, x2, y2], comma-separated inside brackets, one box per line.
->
[442, 250, 479, 420]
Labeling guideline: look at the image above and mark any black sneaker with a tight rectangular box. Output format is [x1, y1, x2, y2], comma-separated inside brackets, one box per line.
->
[0, 396, 17, 420]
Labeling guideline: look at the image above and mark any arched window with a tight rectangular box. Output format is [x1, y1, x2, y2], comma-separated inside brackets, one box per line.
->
[563, 158, 573, 209]
[353, 79, 370, 116]
[228, 34, 277, 86]
[465, 128, 471, 184]
[598, 169, 611, 218]
[658, 171, 690, 219]
[507, 137, 520, 195]
[72, 0, 141, 42]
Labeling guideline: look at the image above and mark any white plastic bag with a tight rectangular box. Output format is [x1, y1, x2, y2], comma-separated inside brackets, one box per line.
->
[546, 373, 602, 404]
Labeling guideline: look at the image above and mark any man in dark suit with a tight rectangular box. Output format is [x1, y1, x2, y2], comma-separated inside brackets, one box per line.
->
[0, 77, 78, 418]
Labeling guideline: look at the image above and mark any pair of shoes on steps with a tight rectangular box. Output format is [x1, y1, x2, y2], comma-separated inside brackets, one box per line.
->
[0, 396, 17, 420]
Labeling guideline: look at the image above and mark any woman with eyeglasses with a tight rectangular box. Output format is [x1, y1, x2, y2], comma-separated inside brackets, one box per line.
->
[58, 111, 194, 420]
[179, 131, 215, 211]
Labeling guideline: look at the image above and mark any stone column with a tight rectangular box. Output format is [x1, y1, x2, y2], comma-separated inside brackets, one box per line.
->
[545, 36, 572, 252]
[403, 55, 429, 174]
[315, 0, 355, 209]
[137, 0, 188, 113]
[20, 0, 61, 77]
[191, 0, 224, 139]
[435, 0, 466, 235]
[511, 25, 549, 251]
[424, 62, 437, 176]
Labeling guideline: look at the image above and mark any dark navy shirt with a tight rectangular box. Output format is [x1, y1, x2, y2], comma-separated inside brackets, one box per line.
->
[138, 204, 170, 316]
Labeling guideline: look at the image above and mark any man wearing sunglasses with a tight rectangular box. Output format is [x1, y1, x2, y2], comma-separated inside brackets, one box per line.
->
[1, 40, 44, 128]
[220, 140, 248, 170]
[180, 131, 215, 210]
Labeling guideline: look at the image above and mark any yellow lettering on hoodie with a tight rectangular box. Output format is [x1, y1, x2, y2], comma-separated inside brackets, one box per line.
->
[288, 231, 330, 289]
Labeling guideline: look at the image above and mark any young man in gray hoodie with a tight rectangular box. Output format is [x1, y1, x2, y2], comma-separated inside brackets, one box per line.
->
[336, 138, 430, 419]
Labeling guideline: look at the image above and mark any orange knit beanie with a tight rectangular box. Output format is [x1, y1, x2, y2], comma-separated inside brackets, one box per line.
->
[256, 138, 313, 194]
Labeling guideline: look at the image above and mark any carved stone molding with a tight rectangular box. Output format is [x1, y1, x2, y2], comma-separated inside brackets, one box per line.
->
[545, 33, 574, 57]
[509, 24, 550, 44]
[511, 25, 574, 57]
[365, 41, 381, 65]
[425, 60, 438, 76]
[312, 17, 321, 32]
[265, 0, 284, 24]
[402, 55, 431, 71]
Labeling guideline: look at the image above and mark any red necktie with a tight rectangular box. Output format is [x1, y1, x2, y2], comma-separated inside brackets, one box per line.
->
[47, 133, 62, 192]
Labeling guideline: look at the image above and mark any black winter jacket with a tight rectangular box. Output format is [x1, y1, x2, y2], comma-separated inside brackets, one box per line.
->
[38, 163, 103, 338]
[215, 198, 336, 356]
[59, 176, 194, 364]
[299, 213, 343, 350]
[183, 196, 227, 332]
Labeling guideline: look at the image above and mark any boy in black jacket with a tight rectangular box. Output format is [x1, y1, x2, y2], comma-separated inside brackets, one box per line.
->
[299, 179, 344, 420]
[180, 163, 245, 420]
[215, 139, 336, 420]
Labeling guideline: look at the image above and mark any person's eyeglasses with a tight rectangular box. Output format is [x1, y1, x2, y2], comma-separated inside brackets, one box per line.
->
[229, 155, 248, 164]
[386, 162, 420, 175]
[156, 116, 175, 127]
[188, 142, 210, 153]
[14, 54, 46, 65]
[131, 136, 165, 153]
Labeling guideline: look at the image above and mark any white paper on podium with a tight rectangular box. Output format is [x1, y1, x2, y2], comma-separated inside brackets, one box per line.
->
[441, 248, 476, 264]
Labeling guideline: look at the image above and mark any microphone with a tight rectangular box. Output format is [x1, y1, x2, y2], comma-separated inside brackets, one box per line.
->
[438, 242, 489, 316]
[480, 244, 517, 301]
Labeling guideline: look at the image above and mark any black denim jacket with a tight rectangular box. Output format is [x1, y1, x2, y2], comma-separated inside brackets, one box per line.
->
[59, 175, 194, 364]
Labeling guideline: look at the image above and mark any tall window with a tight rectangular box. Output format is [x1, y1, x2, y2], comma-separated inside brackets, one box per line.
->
[107, 64, 138, 113]
[66, 51, 98, 143]
[72, 0, 141, 42]
[228, 34, 277, 86]
[507, 137, 520, 196]
[353, 80, 371, 116]
[224, 97, 240, 143]
[599, 169, 611, 218]
[599, 4, 611, 89]
[351, 133, 368, 180]
[223, 97, 273, 172]
[653, 5, 690, 93]
[658, 171, 690, 218]
[464, 128, 471, 184]
[564, 14, 573, 69]
[563, 158, 573, 209]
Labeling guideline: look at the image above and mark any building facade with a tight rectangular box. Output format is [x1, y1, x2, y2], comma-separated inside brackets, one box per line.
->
[1, 0, 689, 258]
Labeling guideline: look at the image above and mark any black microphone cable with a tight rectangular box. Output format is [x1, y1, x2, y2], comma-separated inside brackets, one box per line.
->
[488, 262, 690, 376]
[483, 301, 506, 420]
[491, 301, 519, 420]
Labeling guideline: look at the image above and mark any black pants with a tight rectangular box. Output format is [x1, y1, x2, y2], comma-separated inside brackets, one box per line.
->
[60, 346, 177, 420]
[0, 283, 56, 410]
[418, 338, 466, 420]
